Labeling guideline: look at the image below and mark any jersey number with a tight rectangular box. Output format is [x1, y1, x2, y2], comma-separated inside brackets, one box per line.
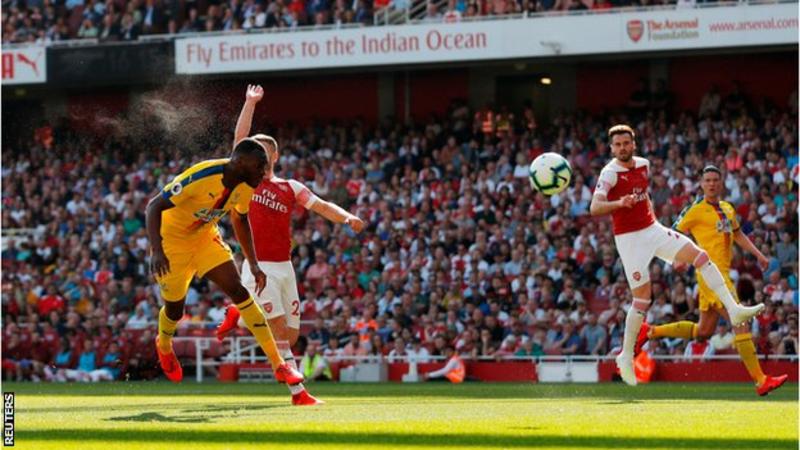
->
[291, 300, 300, 316]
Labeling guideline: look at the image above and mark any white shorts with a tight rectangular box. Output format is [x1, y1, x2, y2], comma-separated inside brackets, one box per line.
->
[241, 261, 301, 329]
[614, 222, 693, 289]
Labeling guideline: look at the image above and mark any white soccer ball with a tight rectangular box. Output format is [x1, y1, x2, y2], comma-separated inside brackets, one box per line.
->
[528, 152, 572, 196]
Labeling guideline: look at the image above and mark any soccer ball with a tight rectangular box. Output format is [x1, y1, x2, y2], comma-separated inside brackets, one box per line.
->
[528, 152, 572, 195]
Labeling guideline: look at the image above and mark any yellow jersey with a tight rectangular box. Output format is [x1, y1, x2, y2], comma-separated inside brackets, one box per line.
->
[674, 197, 740, 271]
[160, 159, 253, 241]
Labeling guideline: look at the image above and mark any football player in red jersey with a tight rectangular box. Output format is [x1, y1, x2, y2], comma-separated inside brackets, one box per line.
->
[589, 124, 764, 386]
[217, 85, 365, 405]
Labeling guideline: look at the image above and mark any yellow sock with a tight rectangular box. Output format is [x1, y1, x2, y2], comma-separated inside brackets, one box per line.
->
[158, 306, 179, 353]
[734, 333, 766, 386]
[236, 297, 284, 369]
[650, 321, 697, 340]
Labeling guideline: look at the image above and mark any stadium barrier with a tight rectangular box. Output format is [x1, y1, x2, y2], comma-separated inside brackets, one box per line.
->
[172, 337, 798, 384]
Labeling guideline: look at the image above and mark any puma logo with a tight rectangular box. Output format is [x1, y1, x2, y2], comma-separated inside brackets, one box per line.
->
[253, 322, 267, 328]
[17, 51, 42, 76]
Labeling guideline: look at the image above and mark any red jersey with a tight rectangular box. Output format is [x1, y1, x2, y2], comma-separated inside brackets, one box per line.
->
[249, 176, 318, 262]
[594, 156, 656, 235]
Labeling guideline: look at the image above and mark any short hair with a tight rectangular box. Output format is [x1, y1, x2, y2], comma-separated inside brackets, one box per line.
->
[251, 133, 278, 152]
[607, 124, 636, 140]
[233, 138, 268, 164]
[702, 164, 721, 176]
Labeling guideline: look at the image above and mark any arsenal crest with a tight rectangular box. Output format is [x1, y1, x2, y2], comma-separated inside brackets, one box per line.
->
[627, 20, 644, 43]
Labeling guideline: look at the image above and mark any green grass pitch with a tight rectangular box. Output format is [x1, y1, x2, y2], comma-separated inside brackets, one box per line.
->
[5, 382, 797, 450]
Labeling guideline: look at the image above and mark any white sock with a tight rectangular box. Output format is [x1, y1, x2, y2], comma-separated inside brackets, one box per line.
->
[277, 340, 305, 394]
[622, 298, 650, 357]
[697, 260, 740, 313]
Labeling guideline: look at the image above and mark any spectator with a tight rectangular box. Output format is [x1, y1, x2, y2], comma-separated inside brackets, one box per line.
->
[442, 0, 461, 22]
[90, 342, 122, 381]
[387, 337, 408, 363]
[126, 304, 150, 329]
[775, 231, 798, 271]
[98, 13, 121, 41]
[778, 321, 797, 355]
[407, 338, 431, 363]
[44, 338, 76, 382]
[580, 314, 607, 355]
[423, 0, 440, 21]
[708, 324, 735, 353]
[308, 317, 332, 346]
[74, 339, 98, 382]
[306, 250, 331, 293]
[300, 341, 332, 381]
[555, 321, 581, 355]
[77, 19, 99, 38]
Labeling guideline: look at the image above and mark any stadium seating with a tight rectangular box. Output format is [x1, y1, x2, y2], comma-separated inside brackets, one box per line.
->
[4, 0, 680, 45]
[1, 85, 797, 381]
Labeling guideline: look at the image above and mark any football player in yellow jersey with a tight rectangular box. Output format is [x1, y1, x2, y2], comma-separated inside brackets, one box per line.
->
[146, 138, 303, 385]
[638, 165, 787, 396]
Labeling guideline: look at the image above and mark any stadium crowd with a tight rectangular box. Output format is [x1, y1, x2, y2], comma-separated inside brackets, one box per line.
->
[1, 83, 798, 381]
[5, 0, 699, 44]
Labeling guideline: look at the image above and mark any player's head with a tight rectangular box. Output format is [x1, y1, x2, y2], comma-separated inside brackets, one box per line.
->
[700, 164, 722, 201]
[607, 124, 636, 163]
[251, 133, 279, 170]
[231, 138, 269, 188]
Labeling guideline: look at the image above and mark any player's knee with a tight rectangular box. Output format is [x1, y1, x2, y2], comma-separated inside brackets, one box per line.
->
[695, 330, 712, 341]
[165, 301, 185, 321]
[693, 251, 709, 268]
[229, 284, 251, 304]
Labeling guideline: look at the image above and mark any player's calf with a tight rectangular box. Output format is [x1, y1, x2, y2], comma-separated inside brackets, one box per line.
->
[691, 251, 764, 326]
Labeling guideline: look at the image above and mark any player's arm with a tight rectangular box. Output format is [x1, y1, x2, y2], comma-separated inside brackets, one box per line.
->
[145, 195, 175, 278]
[230, 211, 266, 295]
[291, 179, 366, 232]
[589, 169, 633, 216]
[734, 229, 769, 270]
[233, 84, 264, 147]
[589, 193, 633, 216]
[310, 200, 365, 233]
